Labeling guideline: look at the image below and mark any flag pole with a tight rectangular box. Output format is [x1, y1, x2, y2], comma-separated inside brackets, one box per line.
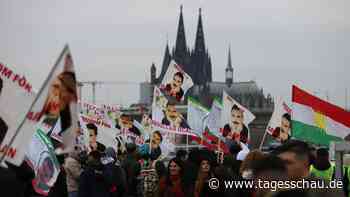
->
[186, 134, 189, 153]
[259, 130, 268, 150]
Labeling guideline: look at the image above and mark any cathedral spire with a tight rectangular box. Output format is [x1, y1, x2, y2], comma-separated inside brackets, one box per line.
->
[227, 44, 233, 69]
[158, 40, 171, 82]
[226, 45, 233, 86]
[174, 5, 187, 57]
[194, 8, 205, 53]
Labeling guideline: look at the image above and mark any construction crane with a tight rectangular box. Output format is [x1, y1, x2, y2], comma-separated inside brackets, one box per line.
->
[78, 80, 140, 104]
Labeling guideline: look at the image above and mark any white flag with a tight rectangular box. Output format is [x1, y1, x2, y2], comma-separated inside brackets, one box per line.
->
[266, 97, 291, 142]
[13, 45, 79, 165]
[0, 63, 36, 165]
[187, 97, 209, 137]
[205, 98, 224, 138]
[160, 60, 194, 102]
[221, 91, 255, 144]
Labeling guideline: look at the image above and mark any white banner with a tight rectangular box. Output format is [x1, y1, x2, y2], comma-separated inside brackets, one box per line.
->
[26, 129, 60, 196]
[160, 60, 194, 102]
[15, 45, 79, 164]
[187, 97, 209, 137]
[266, 97, 291, 142]
[0, 63, 36, 165]
[205, 98, 223, 138]
[221, 91, 255, 144]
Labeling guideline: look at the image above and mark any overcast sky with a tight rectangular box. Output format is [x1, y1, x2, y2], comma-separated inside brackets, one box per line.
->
[1, 0, 349, 108]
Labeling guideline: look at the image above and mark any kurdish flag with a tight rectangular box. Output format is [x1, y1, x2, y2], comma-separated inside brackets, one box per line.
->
[292, 85, 350, 146]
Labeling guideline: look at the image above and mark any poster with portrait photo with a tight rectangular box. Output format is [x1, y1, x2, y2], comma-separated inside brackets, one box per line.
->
[221, 91, 256, 145]
[26, 129, 60, 196]
[266, 97, 292, 143]
[138, 122, 181, 161]
[0, 63, 36, 165]
[17, 45, 79, 158]
[79, 114, 119, 153]
[160, 60, 194, 102]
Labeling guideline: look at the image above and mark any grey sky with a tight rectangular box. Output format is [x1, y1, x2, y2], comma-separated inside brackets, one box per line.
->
[1, 0, 349, 108]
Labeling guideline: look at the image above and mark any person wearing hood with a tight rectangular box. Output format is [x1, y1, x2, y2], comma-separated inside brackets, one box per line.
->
[78, 150, 109, 197]
[310, 148, 335, 181]
[101, 147, 126, 197]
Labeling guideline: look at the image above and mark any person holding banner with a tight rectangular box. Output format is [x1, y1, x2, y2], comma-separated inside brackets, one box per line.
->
[139, 131, 163, 161]
[163, 72, 184, 102]
[0, 77, 8, 145]
[222, 104, 249, 144]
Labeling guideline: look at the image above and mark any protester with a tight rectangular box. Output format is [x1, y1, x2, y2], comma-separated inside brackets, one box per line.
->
[273, 140, 313, 180]
[159, 157, 189, 197]
[310, 148, 335, 181]
[139, 131, 163, 161]
[78, 151, 109, 197]
[240, 150, 266, 179]
[86, 123, 106, 153]
[65, 147, 82, 197]
[48, 154, 68, 197]
[101, 147, 126, 197]
[122, 143, 141, 197]
[194, 159, 216, 197]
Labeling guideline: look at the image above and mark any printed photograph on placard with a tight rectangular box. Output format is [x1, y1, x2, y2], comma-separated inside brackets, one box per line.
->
[266, 97, 292, 143]
[221, 91, 255, 145]
[160, 60, 194, 102]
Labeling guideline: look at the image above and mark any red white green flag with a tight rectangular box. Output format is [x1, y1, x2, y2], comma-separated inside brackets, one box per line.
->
[292, 85, 350, 146]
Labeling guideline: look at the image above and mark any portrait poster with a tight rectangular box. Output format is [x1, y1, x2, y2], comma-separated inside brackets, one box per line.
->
[159, 60, 194, 102]
[0, 62, 36, 165]
[266, 97, 292, 143]
[16, 45, 79, 160]
[221, 91, 255, 144]
[26, 129, 60, 196]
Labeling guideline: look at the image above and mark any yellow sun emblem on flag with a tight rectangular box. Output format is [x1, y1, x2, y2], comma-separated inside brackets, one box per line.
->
[314, 111, 326, 130]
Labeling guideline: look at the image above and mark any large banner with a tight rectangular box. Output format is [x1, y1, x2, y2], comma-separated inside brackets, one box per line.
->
[160, 60, 194, 102]
[0, 63, 36, 165]
[266, 97, 291, 143]
[26, 129, 60, 196]
[221, 91, 255, 144]
[15, 45, 79, 164]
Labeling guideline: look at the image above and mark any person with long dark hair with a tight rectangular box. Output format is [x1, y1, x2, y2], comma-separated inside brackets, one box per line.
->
[159, 157, 188, 197]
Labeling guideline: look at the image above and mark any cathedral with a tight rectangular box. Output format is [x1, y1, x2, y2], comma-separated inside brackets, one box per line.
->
[139, 6, 274, 148]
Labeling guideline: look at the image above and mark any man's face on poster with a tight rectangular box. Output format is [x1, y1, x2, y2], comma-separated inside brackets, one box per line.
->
[281, 117, 290, 134]
[166, 105, 178, 122]
[231, 109, 244, 132]
[171, 74, 183, 91]
[46, 78, 61, 116]
[88, 128, 97, 145]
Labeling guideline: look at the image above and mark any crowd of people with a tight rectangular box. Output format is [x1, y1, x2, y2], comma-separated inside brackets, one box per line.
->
[1, 138, 350, 197]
